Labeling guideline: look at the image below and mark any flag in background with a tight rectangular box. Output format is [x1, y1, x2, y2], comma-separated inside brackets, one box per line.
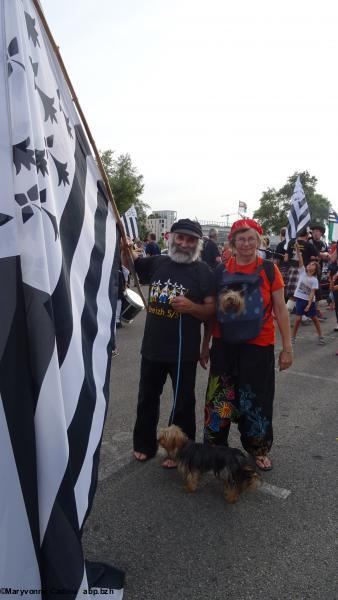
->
[0, 0, 123, 597]
[328, 209, 338, 223]
[284, 175, 311, 248]
[328, 210, 338, 242]
[121, 204, 139, 239]
[238, 201, 247, 217]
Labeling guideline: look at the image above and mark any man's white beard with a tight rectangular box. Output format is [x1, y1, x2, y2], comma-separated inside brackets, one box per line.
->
[168, 235, 201, 264]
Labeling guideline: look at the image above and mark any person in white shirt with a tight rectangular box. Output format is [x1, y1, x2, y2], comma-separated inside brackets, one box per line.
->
[292, 242, 325, 345]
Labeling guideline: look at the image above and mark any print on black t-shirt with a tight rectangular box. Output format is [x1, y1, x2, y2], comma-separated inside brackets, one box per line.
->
[149, 278, 187, 320]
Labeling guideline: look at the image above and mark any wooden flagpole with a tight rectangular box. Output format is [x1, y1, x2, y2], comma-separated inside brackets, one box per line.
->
[32, 0, 147, 309]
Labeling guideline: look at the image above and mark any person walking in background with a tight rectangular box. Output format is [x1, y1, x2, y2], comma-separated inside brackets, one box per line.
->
[201, 228, 222, 269]
[284, 227, 319, 301]
[134, 239, 146, 257]
[221, 241, 232, 265]
[328, 248, 338, 332]
[259, 236, 273, 260]
[145, 232, 161, 256]
[274, 228, 288, 290]
[310, 224, 330, 321]
[291, 242, 325, 345]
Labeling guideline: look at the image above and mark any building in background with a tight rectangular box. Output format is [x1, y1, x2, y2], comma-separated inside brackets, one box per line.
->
[199, 220, 231, 246]
[146, 210, 177, 241]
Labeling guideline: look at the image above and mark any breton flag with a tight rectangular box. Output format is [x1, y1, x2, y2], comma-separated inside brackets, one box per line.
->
[328, 209, 338, 223]
[328, 210, 338, 242]
[121, 204, 139, 239]
[284, 175, 311, 248]
[238, 201, 247, 217]
[0, 1, 124, 598]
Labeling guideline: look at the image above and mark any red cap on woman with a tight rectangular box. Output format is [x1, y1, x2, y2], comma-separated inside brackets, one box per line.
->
[229, 218, 263, 240]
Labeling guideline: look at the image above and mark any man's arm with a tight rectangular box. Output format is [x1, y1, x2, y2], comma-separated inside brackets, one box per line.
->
[295, 241, 304, 268]
[199, 319, 215, 369]
[170, 295, 216, 321]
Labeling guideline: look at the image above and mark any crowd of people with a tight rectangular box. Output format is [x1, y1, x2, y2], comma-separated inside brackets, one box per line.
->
[117, 217, 337, 474]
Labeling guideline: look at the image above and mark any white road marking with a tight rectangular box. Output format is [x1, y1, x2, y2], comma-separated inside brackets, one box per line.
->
[277, 369, 338, 384]
[259, 482, 291, 500]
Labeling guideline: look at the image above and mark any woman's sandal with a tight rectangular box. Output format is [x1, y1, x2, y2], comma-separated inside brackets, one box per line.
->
[255, 455, 273, 471]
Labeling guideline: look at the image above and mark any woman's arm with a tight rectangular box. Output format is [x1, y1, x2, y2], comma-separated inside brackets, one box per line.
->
[272, 288, 293, 371]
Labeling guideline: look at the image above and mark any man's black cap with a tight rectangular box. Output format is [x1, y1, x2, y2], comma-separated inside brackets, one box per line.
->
[170, 218, 203, 239]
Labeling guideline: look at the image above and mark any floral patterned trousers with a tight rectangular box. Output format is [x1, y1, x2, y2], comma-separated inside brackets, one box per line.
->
[204, 338, 275, 456]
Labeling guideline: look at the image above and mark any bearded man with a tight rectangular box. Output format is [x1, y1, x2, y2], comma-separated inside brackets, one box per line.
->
[128, 219, 216, 467]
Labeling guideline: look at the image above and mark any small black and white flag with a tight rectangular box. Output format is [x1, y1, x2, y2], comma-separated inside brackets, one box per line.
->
[121, 204, 139, 239]
[238, 201, 247, 217]
[284, 175, 311, 248]
[0, 1, 124, 598]
[328, 209, 338, 223]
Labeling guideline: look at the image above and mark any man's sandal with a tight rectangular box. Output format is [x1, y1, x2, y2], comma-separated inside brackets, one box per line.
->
[161, 458, 177, 469]
[255, 455, 273, 471]
[134, 451, 148, 461]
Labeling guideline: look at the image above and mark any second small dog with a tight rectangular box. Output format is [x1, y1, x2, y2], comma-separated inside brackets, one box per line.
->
[158, 425, 259, 503]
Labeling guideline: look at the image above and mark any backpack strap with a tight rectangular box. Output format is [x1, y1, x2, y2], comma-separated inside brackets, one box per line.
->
[217, 259, 275, 289]
[261, 259, 275, 287]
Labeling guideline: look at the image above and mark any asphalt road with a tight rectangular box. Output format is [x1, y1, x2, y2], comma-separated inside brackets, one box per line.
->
[83, 297, 338, 600]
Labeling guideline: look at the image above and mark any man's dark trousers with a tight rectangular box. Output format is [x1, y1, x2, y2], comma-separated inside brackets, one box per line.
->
[133, 356, 197, 457]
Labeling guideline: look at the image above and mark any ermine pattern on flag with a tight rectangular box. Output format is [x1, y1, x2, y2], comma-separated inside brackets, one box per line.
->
[122, 204, 139, 239]
[284, 175, 310, 248]
[0, 1, 123, 597]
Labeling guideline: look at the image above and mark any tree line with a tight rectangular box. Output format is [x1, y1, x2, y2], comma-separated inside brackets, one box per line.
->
[101, 149, 332, 238]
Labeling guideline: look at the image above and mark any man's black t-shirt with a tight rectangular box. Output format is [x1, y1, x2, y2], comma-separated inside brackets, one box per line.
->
[328, 261, 338, 279]
[135, 256, 215, 362]
[311, 239, 328, 254]
[286, 239, 318, 266]
[275, 241, 286, 266]
[201, 239, 221, 269]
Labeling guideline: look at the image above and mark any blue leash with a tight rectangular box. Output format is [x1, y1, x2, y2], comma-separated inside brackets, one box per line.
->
[169, 314, 183, 425]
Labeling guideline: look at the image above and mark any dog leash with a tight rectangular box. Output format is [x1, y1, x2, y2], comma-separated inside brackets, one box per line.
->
[169, 314, 183, 425]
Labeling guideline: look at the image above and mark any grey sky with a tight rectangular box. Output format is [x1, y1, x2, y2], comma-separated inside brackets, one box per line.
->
[42, 0, 338, 222]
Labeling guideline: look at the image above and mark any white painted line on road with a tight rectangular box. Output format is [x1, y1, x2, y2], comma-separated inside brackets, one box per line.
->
[277, 369, 338, 384]
[259, 482, 291, 500]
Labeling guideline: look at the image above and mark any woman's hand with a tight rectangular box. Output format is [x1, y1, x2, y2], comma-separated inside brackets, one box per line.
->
[199, 345, 210, 369]
[304, 303, 310, 313]
[279, 349, 293, 371]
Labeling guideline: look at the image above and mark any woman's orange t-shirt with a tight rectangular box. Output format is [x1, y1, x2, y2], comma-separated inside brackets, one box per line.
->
[213, 256, 284, 346]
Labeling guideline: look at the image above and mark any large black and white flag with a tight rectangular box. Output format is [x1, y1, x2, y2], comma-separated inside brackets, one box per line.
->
[121, 204, 139, 239]
[0, 1, 123, 598]
[284, 175, 310, 248]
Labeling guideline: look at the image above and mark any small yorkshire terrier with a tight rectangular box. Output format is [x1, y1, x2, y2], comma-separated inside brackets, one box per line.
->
[219, 289, 245, 315]
[158, 425, 259, 503]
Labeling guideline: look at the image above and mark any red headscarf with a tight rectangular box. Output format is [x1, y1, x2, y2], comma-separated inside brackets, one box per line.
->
[229, 218, 263, 240]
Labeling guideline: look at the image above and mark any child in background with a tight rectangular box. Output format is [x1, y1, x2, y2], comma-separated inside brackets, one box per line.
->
[292, 242, 325, 345]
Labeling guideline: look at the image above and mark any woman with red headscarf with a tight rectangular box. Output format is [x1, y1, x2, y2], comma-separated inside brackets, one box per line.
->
[200, 219, 293, 470]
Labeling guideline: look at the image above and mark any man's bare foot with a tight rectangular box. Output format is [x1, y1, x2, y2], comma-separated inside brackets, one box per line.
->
[134, 451, 148, 461]
[161, 458, 177, 469]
